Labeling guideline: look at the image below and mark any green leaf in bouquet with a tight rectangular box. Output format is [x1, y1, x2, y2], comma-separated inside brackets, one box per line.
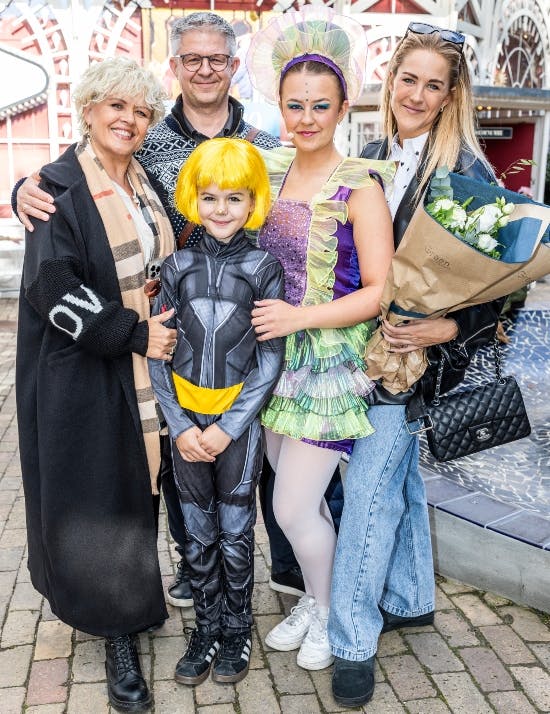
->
[434, 166, 450, 178]
[461, 228, 478, 245]
[498, 158, 536, 182]
[428, 166, 453, 202]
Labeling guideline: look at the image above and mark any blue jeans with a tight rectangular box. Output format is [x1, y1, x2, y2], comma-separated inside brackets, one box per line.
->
[329, 405, 435, 660]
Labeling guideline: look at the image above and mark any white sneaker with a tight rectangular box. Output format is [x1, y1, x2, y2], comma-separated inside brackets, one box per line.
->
[297, 606, 334, 670]
[265, 594, 315, 651]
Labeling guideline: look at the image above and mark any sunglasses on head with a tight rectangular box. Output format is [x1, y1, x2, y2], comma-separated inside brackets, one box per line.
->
[406, 22, 465, 51]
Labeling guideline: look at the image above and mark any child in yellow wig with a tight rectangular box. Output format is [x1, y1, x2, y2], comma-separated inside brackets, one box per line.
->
[148, 137, 284, 686]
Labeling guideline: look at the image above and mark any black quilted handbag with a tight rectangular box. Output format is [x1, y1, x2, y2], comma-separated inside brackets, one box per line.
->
[420, 341, 531, 462]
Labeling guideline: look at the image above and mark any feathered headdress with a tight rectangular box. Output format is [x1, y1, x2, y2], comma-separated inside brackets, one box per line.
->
[246, 7, 367, 105]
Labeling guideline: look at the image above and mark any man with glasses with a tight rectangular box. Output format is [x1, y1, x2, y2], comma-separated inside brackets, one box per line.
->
[136, 13, 279, 249]
[12, 11, 306, 626]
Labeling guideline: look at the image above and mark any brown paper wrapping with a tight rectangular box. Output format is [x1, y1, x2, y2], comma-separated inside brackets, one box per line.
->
[366, 202, 550, 394]
[365, 313, 429, 393]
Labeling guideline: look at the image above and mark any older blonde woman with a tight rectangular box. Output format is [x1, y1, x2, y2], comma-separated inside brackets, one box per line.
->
[16, 57, 175, 712]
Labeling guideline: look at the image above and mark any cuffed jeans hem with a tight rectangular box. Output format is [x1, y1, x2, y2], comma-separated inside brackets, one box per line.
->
[330, 644, 378, 661]
[379, 601, 435, 619]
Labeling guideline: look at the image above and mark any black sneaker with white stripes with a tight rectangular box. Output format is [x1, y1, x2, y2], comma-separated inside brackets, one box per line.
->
[174, 627, 221, 686]
[212, 631, 252, 683]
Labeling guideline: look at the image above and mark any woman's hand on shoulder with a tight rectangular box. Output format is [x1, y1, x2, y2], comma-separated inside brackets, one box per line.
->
[146, 308, 177, 360]
[382, 317, 459, 353]
[251, 299, 303, 341]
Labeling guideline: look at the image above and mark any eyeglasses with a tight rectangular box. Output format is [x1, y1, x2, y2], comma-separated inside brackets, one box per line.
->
[406, 22, 465, 50]
[174, 53, 232, 72]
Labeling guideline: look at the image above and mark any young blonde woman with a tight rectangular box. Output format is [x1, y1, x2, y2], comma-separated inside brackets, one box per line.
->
[329, 23, 501, 707]
[247, 8, 395, 671]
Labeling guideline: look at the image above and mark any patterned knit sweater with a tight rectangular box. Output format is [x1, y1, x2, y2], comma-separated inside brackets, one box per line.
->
[135, 95, 280, 247]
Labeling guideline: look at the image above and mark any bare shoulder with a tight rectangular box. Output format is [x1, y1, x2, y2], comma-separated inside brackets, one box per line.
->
[348, 180, 387, 220]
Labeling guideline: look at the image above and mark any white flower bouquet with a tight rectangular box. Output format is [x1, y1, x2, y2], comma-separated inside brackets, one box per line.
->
[365, 169, 550, 394]
[426, 169, 516, 258]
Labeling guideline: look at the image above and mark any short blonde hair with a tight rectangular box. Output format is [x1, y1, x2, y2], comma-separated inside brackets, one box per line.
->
[175, 138, 271, 230]
[73, 57, 166, 136]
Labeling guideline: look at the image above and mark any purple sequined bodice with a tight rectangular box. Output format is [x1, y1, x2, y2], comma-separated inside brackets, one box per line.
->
[258, 185, 361, 306]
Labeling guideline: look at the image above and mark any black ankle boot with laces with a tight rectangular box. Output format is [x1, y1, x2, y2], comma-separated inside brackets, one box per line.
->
[105, 634, 151, 712]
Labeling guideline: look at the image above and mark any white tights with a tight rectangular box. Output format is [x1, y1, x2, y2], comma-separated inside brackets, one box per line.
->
[265, 429, 342, 608]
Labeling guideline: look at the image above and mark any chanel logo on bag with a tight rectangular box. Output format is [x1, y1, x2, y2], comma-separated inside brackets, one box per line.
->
[472, 425, 492, 442]
[424, 343, 531, 462]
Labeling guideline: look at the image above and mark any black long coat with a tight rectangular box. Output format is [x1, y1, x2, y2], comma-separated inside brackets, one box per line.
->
[16, 146, 167, 637]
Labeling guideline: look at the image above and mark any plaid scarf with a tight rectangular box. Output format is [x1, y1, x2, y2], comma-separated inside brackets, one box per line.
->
[76, 138, 174, 493]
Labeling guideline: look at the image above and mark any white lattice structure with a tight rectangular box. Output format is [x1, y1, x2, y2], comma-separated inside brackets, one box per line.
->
[347, 0, 550, 198]
[0, 0, 143, 219]
[1, 0, 549, 214]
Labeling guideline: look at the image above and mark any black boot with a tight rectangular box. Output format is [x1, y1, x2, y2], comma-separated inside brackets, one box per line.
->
[381, 608, 434, 633]
[105, 635, 151, 712]
[332, 655, 375, 707]
[167, 557, 193, 608]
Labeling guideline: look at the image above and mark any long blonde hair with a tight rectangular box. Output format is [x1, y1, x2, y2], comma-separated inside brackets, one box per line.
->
[380, 31, 490, 195]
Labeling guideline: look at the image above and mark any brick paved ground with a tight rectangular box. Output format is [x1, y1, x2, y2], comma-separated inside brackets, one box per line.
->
[1, 296, 549, 713]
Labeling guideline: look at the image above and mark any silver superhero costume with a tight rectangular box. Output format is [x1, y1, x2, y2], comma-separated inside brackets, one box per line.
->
[149, 228, 284, 634]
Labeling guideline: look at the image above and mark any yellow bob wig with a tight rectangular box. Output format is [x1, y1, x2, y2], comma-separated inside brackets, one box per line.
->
[174, 138, 271, 231]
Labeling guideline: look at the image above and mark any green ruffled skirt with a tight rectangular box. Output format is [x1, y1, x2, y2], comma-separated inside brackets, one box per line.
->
[261, 321, 376, 443]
